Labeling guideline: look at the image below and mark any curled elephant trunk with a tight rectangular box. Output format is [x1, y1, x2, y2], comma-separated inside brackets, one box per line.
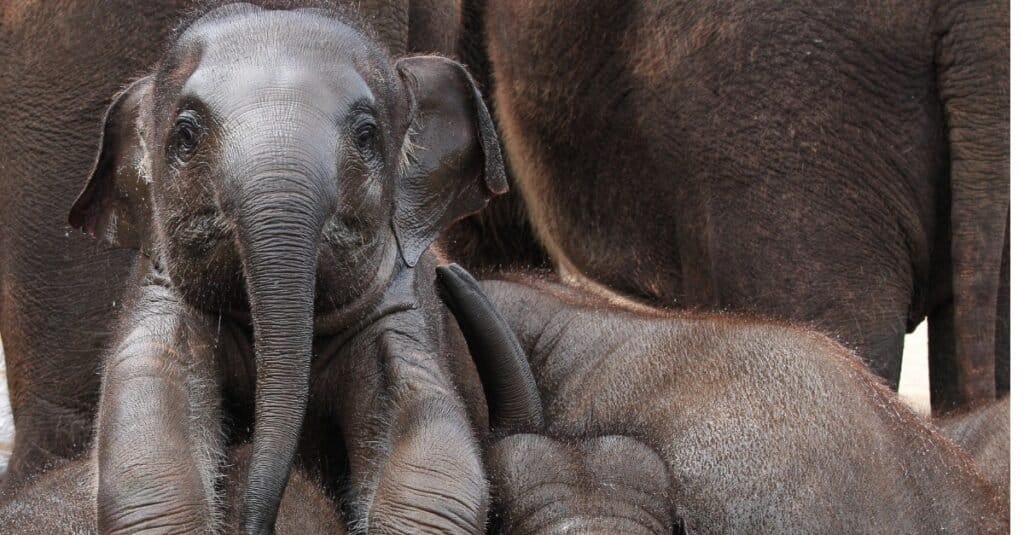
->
[234, 171, 335, 534]
[437, 264, 545, 434]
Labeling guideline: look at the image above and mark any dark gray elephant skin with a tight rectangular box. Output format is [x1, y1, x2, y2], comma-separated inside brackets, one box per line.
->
[444, 0, 1009, 412]
[487, 434, 674, 534]
[937, 396, 1010, 499]
[438, 265, 1008, 533]
[0, 0, 462, 495]
[55, 4, 510, 534]
[0, 445, 346, 535]
[438, 264, 674, 534]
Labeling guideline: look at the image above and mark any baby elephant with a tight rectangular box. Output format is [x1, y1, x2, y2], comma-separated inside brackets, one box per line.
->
[66, 3, 509, 533]
[0, 446, 346, 534]
[438, 264, 1008, 533]
[937, 396, 1010, 498]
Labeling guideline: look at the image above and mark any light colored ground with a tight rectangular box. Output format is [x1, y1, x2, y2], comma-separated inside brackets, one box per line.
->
[0, 337, 13, 472]
[898, 321, 931, 414]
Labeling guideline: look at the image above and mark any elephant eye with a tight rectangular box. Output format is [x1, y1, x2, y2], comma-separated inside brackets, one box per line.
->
[354, 121, 377, 154]
[171, 110, 204, 164]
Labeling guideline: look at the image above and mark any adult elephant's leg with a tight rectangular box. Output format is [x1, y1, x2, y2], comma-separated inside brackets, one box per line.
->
[939, 211, 1014, 411]
[928, 301, 956, 414]
[0, 0, 186, 491]
[995, 214, 1009, 395]
[932, 0, 1009, 408]
[0, 246, 134, 491]
[0, 76, 137, 489]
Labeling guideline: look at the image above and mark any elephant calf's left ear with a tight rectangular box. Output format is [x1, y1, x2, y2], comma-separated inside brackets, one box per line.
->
[68, 76, 154, 252]
[392, 55, 508, 266]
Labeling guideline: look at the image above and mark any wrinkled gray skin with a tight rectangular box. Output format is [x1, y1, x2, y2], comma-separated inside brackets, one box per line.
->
[59, 4, 506, 534]
[487, 434, 674, 534]
[437, 264, 674, 534]
[0, 0, 461, 495]
[447, 270, 1008, 533]
[937, 396, 1010, 499]
[0, 445, 346, 534]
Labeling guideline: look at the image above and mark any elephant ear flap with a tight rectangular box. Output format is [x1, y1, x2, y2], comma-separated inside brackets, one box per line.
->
[68, 76, 154, 252]
[392, 55, 507, 267]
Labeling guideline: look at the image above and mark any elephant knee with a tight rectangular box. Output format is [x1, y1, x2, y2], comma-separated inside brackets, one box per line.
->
[98, 477, 214, 535]
[368, 397, 488, 534]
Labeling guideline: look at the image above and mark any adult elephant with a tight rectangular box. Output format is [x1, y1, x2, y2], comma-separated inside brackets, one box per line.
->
[444, 0, 1009, 412]
[0, 0, 461, 492]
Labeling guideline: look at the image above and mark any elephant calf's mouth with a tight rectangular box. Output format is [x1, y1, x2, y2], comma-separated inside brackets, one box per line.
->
[173, 212, 234, 254]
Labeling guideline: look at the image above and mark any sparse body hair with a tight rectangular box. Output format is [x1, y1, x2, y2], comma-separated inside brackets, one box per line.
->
[440, 267, 1008, 532]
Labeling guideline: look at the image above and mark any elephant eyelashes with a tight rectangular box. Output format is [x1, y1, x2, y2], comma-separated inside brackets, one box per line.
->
[170, 110, 204, 164]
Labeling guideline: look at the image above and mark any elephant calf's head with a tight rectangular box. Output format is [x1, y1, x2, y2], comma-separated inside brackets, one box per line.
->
[68, 3, 504, 533]
[69, 2, 504, 310]
[488, 434, 675, 534]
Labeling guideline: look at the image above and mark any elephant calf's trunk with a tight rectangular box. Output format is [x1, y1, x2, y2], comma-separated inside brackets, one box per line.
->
[236, 187, 333, 534]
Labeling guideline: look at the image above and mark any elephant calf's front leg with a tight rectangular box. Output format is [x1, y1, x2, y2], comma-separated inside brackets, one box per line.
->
[368, 395, 487, 533]
[95, 278, 224, 534]
[335, 335, 488, 534]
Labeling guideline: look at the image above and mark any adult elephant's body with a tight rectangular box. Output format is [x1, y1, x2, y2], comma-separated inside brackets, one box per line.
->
[0, 0, 187, 490]
[446, 0, 1009, 411]
[0, 0, 461, 492]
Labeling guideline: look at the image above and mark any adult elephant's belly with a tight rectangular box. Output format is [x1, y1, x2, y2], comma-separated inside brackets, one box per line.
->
[0, 0, 193, 491]
[485, 0, 946, 388]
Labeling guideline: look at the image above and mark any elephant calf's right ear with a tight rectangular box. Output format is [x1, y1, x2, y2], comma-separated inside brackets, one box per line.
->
[68, 76, 154, 251]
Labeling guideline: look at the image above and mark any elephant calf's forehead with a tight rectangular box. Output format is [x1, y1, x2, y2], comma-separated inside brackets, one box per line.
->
[169, 8, 391, 101]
